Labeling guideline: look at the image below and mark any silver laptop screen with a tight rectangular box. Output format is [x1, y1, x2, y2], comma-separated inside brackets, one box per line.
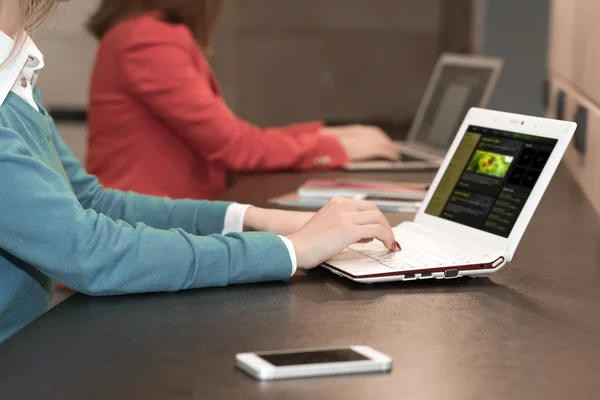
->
[425, 125, 558, 238]
[412, 66, 496, 150]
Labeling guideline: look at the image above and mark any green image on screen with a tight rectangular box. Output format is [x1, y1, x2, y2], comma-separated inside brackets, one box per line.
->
[466, 150, 513, 179]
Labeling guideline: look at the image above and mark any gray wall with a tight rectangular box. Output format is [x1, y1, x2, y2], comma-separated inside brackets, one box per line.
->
[36, 1, 99, 108]
[480, 0, 550, 116]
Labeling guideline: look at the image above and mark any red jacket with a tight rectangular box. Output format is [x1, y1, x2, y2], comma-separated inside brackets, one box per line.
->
[86, 13, 347, 200]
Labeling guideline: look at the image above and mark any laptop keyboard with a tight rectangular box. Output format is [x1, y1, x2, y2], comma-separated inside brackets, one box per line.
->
[349, 234, 476, 270]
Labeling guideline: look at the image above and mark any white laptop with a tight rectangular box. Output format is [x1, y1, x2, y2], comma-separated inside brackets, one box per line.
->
[344, 53, 504, 172]
[325, 108, 576, 283]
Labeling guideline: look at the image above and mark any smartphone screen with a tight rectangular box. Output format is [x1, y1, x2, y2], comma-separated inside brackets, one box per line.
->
[258, 349, 369, 366]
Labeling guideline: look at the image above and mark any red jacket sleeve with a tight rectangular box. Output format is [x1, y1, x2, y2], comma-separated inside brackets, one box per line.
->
[119, 21, 348, 171]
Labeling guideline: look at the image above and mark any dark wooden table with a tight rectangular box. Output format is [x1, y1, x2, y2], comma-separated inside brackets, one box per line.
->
[1, 167, 600, 400]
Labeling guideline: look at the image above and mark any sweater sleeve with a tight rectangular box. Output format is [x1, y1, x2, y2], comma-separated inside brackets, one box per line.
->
[0, 127, 293, 296]
[120, 22, 348, 171]
[51, 126, 230, 236]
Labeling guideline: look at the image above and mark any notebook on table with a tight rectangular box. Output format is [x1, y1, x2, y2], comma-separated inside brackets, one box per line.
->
[268, 179, 428, 212]
[324, 108, 576, 283]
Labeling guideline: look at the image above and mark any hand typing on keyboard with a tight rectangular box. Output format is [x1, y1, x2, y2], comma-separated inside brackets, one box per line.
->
[288, 197, 400, 270]
[349, 232, 475, 270]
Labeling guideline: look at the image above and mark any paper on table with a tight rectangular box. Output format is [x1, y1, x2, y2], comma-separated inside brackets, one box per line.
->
[297, 179, 428, 201]
[268, 192, 421, 213]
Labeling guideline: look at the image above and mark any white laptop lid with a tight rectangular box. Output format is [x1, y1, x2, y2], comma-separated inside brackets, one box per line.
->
[414, 108, 576, 261]
[405, 54, 504, 158]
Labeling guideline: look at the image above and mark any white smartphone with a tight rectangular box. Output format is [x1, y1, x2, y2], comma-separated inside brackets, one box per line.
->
[235, 346, 392, 381]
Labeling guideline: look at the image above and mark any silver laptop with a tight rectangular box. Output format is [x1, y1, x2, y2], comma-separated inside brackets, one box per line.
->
[326, 108, 576, 283]
[344, 53, 504, 171]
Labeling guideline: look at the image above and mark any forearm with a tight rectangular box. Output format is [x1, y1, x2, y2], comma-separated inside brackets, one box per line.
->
[2, 191, 293, 295]
[88, 188, 232, 236]
[12, 216, 294, 295]
[243, 207, 311, 236]
[224, 126, 348, 172]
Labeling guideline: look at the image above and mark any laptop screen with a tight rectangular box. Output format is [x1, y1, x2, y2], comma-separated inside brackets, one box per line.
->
[425, 125, 558, 238]
[412, 65, 496, 150]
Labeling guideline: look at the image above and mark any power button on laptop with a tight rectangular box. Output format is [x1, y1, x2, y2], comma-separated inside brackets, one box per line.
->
[444, 269, 460, 278]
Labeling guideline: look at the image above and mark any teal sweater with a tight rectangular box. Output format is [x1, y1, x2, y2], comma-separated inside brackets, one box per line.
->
[0, 90, 292, 342]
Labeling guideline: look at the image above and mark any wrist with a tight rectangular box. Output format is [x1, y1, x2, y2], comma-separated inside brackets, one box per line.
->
[286, 234, 301, 269]
[278, 235, 298, 276]
[243, 206, 269, 232]
[244, 207, 282, 232]
[287, 233, 308, 270]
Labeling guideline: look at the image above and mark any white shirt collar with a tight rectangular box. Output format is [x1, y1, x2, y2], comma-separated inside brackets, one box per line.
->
[0, 30, 45, 107]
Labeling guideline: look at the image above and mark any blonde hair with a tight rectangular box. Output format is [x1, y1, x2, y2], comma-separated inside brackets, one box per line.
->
[21, 0, 58, 35]
[1, 0, 58, 65]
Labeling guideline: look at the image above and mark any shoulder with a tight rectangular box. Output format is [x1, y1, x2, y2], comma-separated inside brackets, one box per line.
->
[0, 123, 33, 158]
[0, 93, 51, 154]
[0, 99, 21, 131]
[102, 12, 197, 53]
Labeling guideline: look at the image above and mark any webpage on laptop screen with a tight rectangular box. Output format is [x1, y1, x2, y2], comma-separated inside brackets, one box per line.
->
[425, 125, 558, 237]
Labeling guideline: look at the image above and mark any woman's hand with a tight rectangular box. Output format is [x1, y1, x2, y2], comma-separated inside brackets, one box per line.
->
[287, 197, 400, 270]
[244, 207, 314, 236]
[321, 125, 400, 162]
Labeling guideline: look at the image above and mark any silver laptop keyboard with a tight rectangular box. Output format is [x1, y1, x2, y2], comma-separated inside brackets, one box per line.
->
[349, 235, 475, 270]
